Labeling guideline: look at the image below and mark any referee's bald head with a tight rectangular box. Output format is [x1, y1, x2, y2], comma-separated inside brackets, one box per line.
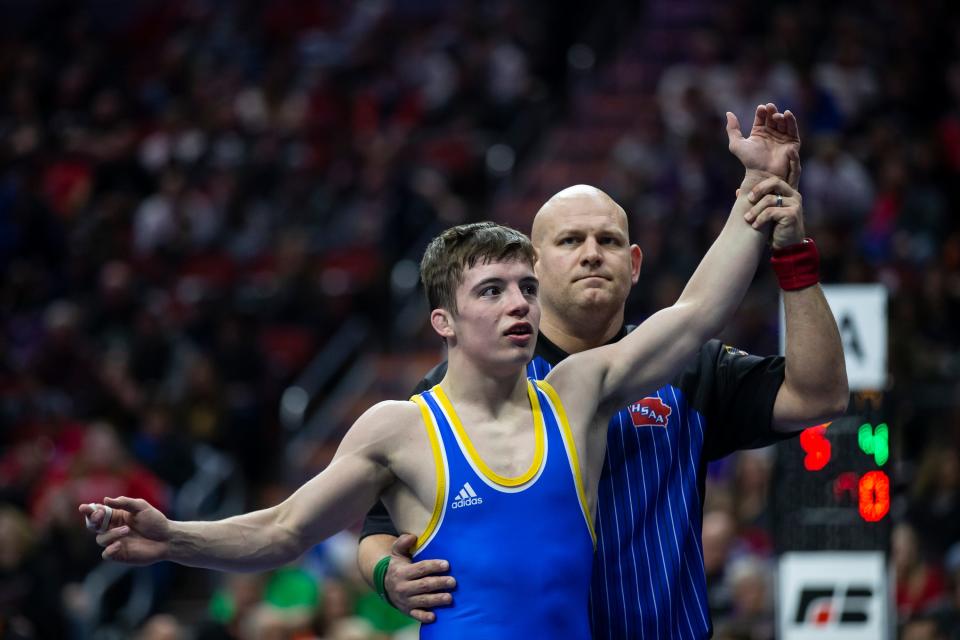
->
[530, 185, 630, 248]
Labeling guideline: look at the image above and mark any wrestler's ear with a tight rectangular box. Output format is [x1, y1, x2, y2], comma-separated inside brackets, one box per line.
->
[431, 308, 455, 339]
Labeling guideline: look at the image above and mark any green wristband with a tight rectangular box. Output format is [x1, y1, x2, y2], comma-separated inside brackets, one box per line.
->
[373, 556, 394, 607]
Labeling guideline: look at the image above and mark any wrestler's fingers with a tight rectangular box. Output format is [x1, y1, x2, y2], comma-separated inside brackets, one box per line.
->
[755, 104, 768, 127]
[102, 540, 125, 561]
[771, 111, 787, 133]
[786, 147, 801, 189]
[82, 503, 114, 533]
[785, 110, 800, 140]
[96, 526, 130, 547]
[104, 496, 150, 513]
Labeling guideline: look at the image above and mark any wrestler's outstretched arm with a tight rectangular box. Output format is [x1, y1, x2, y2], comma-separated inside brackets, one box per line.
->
[79, 401, 410, 572]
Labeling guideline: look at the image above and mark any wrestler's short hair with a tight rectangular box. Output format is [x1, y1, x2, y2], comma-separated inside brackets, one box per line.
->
[420, 222, 535, 312]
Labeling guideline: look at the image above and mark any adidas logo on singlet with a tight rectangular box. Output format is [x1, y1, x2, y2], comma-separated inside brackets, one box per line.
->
[450, 482, 483, 509]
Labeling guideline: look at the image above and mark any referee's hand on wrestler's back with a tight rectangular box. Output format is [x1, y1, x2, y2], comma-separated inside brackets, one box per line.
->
[386, 533, 456, 624]
[78, 496, 171, 565]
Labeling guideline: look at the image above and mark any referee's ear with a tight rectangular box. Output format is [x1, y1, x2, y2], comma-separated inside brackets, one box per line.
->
[630, 244, 643, 284]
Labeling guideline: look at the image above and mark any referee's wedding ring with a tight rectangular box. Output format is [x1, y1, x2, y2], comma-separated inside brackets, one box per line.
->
[85, 503, 114, 534]
[776, 194, 783, 207]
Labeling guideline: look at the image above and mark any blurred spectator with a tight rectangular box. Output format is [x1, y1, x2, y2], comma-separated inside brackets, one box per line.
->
[132, 398, 196, 489]
[938, 543, 960, 639]
[895, 522, 948, 619]
[900, 615, 949, 640]
[801, 134, 875, 225]
[702, 508, 738, 620]
[656, 29, 735, 142]
[0, 505, 67, 638]
[202, 573, 267, 640]
[812, 26, 878, 123]
[31, 421, 169, 528]
[176, 353, 227, 447]
[138, 614, 186, 640]
[731, 450, 774, 554]
[721, 555, 774, 640]
[908, 446, 960, 559]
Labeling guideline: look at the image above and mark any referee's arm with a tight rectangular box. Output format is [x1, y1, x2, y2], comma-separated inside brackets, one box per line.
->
[771, 281, 849, 431]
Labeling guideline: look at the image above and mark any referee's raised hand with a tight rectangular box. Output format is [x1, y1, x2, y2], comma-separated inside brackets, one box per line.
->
[79, 496, 171, 565]
[744, 175, 806, 249]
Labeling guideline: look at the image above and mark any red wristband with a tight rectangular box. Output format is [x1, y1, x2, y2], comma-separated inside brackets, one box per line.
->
[770, 238, 820, 291]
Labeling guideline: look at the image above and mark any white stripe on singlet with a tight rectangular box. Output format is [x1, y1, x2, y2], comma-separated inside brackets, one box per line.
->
[631, 403, 660, 638]
[644, 410, 674, 640]
[670, 386, 710, 635]
[617, 411, 646, 636]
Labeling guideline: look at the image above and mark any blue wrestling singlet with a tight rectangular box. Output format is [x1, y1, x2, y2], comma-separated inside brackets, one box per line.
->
[411, 380, 596, 640]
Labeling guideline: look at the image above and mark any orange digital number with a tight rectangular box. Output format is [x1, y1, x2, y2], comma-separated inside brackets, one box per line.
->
[858, 470, 890, 522]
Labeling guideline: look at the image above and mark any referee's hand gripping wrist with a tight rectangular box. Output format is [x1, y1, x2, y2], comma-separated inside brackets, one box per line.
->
[384, 533, 456, 624]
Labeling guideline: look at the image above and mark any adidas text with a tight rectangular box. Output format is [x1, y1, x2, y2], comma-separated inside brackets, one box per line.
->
[452, 496, 483, 509]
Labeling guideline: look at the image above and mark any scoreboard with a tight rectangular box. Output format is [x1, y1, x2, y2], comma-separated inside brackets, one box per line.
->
[774, 284, 891, 552]
[771, 408, 891, 552]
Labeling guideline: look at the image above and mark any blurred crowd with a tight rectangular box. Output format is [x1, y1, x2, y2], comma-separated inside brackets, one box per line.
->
[0, 0, 616, 638]
[1, 0, 959, 639]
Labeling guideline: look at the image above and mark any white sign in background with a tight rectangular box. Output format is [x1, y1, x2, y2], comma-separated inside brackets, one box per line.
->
[779, 284, 888, 391]
[777, 551, 889, 640]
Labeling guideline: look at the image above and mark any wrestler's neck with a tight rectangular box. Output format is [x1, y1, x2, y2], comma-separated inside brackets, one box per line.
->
[441, 350, 530, 418]
[539, 302, 625, 355]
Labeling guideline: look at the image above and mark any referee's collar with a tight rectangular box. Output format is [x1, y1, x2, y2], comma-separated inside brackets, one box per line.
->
[535, 325, 633, 366]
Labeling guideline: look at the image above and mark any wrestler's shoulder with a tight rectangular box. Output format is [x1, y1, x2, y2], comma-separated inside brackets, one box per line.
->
[353, 399, 425, 434]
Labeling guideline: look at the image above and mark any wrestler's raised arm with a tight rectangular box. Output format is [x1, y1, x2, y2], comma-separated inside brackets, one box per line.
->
[549, 104, 801, 416]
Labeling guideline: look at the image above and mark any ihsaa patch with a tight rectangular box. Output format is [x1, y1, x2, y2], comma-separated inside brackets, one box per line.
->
[628, 397, 671, 428]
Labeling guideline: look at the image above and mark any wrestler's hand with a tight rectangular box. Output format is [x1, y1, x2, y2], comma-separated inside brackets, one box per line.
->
[744, 176, 805, 249]
[385, 533, 456, 623]
[79, 496, 171, 565]
[726, 103, 801, 188]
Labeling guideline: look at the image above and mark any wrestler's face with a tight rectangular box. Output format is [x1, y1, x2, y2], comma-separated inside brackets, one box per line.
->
[433, 258, 540, 373]
[532, 192, 641, 317]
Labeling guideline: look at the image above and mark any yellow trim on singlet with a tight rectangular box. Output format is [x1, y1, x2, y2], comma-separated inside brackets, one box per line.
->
[432, 382, 545, 487]
[535, 380, 597, 546]
[411, 395, 446, 552]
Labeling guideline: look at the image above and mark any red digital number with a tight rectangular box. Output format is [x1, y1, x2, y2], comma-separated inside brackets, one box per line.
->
[858, 471, 890, 522]
[800, 424, 831, 471]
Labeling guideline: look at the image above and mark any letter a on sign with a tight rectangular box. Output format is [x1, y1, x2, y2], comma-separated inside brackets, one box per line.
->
[839, 314, 864, 362]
